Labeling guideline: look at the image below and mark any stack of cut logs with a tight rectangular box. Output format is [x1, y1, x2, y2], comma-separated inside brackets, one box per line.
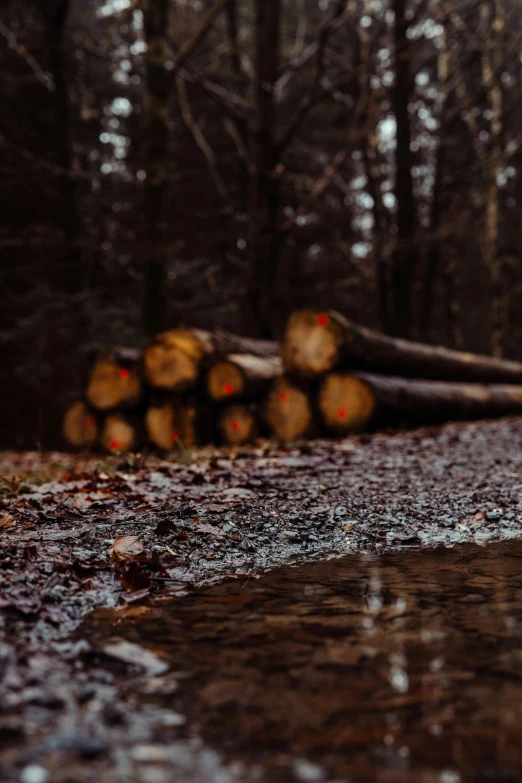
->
[63, 311, 522, 453]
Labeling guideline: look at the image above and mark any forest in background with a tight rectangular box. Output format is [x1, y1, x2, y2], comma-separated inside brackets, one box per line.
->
[1, 0, 521, 448]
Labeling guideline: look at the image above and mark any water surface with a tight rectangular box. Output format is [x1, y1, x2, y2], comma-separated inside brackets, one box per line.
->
[86, 542, 522, 782]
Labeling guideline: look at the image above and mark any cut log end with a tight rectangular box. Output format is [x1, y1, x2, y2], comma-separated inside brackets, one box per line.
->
[207, 361, 245, 401]
[217, 405, 257, 445]
[100, 415, 136, 454]
[144, 329, 205, 391]
[263, 377, 313, 442]
[145, 403, 199, 450]
[62, 401, 98, 447]
[319, 374, 376, 433]
[86, 358, 141, 411]
[280, 310, 345, 378]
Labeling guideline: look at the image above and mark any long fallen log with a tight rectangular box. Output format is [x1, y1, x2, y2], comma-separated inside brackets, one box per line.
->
[217, 404, 258, 445]
[144, 328, 277, 392]
[206, 353, 283, 402]
[86, 347, 142, 411]
[62, 401, 98, 448]
[263, 376, 315, 442]
[281, 310, 522, 383]
[145, 398, 207, 450]
[318, 371, 522, 434]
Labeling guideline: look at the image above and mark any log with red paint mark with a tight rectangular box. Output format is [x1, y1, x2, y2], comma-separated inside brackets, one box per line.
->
[206, 353, 283, 402]
[144, 328, 277, 392]
[262, 376, 315, 442]
[86, 347, 143, 411]
[145, 396, 210, 451]
[99, 414, 138, 454]
[217, 404, 258, 445]
[318, 371, 522, 434]
[281, 309, 522, 383]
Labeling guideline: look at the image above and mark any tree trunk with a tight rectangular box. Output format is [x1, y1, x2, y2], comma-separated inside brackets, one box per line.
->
[390, 0, 416, 337]
[252, 0, 282, 336]
[281, 309, 522, 383]
[142, 0, 171, 336]
[481, 0, 505, 357]
[41, 0, 83, 294]
[319, 371, 522, 433]
[206, 353, 283, 401]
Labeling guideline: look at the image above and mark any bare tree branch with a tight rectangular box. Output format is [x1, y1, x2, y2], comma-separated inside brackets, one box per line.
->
[172, 0, 233, 73]
[0, 20, 54, 91]
[175, 73, 232, 211]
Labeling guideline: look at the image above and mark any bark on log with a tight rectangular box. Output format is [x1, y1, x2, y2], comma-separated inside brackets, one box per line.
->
[206, 353, 283, 401]
[62, 401, 98, 448]
[281, 309, 522, 383]
[145, 399, 206, 451]
[86, 348, 142, 411]
[263, 376, 314, 442]
[144, 328, 277, 392]
[100, 415, 137, 454]
[217, 404, 258, 445]
[319, 371, 522, 434]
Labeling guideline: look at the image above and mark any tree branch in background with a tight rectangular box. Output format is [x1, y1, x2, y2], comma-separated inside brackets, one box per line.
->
[172, 0, 233, 74]
[0, 20, 54, 91]
[282, 146, 350, 234]
[175, 73, 232, 211]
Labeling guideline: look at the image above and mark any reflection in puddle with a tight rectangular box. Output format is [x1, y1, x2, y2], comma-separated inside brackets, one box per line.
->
[85, 542, 522, 782]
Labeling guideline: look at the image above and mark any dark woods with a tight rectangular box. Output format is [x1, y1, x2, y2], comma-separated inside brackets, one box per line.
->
[1, 0, 521, 447]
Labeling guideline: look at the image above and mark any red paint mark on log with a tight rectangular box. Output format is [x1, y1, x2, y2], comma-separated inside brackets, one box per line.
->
[119, 368, 130, 379]
[224, 384, 234, 395]
[170, 431, 178, 442]
[109, 439, 120, 450]
[232, 422, 240, 431]
[86, 417, 95, 427]
[280, 391, 288, 402]
[317, 314, 329, 326]
[338, 409, 346, 420]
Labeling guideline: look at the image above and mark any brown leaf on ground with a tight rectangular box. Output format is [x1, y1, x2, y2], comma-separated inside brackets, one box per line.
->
[0, 514, 16, 529]
[107, 535, 144, 557]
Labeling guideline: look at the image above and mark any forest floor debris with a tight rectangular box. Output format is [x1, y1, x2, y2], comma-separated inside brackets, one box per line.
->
[2, 417, 522, 780]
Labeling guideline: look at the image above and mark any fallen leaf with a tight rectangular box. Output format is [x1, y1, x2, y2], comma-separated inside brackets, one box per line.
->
[0, 514, 16, 529]
[107, 535, 144, 557]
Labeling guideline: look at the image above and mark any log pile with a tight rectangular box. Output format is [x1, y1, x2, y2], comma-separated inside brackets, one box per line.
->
[63, 312, 522, 452]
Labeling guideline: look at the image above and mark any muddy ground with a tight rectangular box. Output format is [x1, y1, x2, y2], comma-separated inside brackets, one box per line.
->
[2, 418, 522, 782]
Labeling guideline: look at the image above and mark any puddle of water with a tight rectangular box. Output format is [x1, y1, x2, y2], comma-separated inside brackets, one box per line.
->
[85, 542, 522, 782]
